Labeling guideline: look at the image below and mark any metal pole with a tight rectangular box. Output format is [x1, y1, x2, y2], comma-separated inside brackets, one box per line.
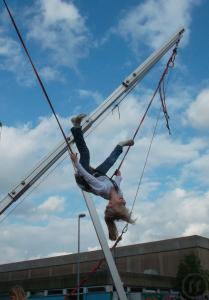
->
[77, 213, 86, 300]
[82, 191, 128, 300]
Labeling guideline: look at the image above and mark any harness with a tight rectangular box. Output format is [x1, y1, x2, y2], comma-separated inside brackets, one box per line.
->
[75, 171, 119, 194]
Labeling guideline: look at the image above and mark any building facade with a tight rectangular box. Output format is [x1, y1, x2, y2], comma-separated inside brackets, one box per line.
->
[0, 235, 209, 299]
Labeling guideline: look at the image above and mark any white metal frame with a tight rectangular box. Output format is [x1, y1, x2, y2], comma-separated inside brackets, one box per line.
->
[83, 191, 128, 299]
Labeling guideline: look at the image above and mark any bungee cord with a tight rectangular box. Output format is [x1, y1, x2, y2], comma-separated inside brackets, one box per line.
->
[0, 121, 2, 143]
[114, 41, 179, 176]
[3, 0, 73, 156]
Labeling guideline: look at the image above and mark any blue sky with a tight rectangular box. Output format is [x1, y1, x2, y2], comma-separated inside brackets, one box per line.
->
[1, 0, 209, 264]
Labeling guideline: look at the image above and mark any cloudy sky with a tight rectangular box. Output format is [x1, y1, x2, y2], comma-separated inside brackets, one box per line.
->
[0, 0, 209, 264]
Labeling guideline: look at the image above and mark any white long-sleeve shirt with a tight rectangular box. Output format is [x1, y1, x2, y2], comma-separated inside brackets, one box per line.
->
[74, 161, 122, 199]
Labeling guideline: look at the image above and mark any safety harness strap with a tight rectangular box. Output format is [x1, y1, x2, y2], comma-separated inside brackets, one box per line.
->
[75, 173, 119, 194]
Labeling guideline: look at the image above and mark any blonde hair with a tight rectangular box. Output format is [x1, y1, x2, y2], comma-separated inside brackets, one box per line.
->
[9, 285, 26, 300]
[104, 205, 135, 241]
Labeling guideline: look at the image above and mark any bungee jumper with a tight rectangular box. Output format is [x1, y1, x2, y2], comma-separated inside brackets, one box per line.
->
[70, 113, 135, 241]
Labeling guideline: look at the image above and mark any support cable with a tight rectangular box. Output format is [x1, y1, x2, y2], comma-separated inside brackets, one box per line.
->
[113, 50, 177, 243]
[0, 121, 2, 143]
[113, 42, 179, 176]
[3, 0, 73, 155]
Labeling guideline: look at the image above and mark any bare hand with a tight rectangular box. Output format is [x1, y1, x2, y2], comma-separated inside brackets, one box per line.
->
[115, 169, 121, 176]
[70, 152, 78, 163]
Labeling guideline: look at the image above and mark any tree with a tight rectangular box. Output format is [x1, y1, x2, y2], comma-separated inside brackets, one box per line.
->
[176, 252, 209, 299]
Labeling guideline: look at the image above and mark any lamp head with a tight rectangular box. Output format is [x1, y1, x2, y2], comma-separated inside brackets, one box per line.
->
[79, 213, 86, 218]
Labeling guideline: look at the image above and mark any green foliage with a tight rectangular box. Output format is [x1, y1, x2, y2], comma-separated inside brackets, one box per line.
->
[176, 252, 202, 285]
[176, 252, 209, 299]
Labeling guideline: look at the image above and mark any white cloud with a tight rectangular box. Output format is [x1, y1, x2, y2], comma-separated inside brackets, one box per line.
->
[180, 151, 209, 186]
[1, 86, 209, 263]
[87, 245, 100, 252]
[40, 0, 80, 25]
[39, 66, 64, 82]
[183, 223, 209, 236]
[0, 36, 33, 85]
[27, 0, 92, 70]
[78, 89, 103, 104]
[120, 188, 209, 245]
[0, 216, 97, 263]
[0, 0, 91, 84]
[85, 95, 205, 175]
[141, 135, 205, 168]
[38, 195, 65, 213]
[0, 115, 71, 195]
[115, 0, 199, 53]
[186, 88, 209, 129]
[1, 182, 207, 264]
[47, 251, 71, 257]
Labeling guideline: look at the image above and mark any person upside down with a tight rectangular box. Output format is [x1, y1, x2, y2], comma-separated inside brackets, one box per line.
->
[70, 113, 135, 241]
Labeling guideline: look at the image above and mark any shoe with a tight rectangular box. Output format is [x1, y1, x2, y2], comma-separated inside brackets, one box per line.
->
[71, 113, 87, 127]
[118, 139, 134, 147]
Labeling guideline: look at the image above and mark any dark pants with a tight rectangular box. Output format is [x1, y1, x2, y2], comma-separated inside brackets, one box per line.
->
[71, 127, 123, 175]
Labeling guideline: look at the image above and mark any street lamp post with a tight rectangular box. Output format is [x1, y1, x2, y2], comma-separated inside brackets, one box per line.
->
[77, 213, 86, 300]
